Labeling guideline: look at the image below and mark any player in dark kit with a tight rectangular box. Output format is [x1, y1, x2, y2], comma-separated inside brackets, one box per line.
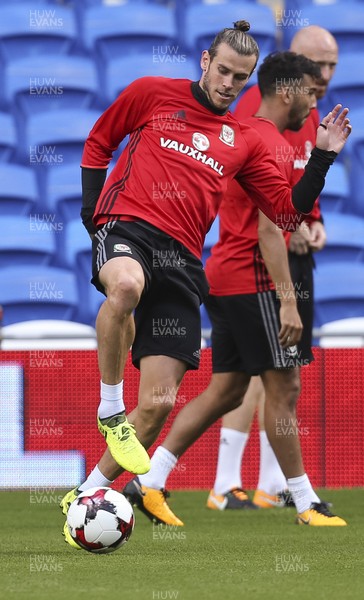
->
[60, 21, 351, 547]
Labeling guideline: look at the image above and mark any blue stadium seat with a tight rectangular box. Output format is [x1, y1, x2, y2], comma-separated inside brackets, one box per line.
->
[63, 218, 90, 269]
[320, 53, 364, 117]
[4, 55, 100, 118]
[0, 215, 56, 269]
[0, 164, 39, 216]
[102, 53, 257, 106]
[0, 265, 79, 326]
[69, 220, 103, 322]
[82, 4, 177, 62]
[0, 3, 77, 63]
[175, 0, 258, 45]
[314, 213, 364, 267]
[184, 2, 277, 66]
[24, 108, 101, 168]
[46, 163, 82, 227]
[319, 161, 349, 214]
[70, 0, 171, 10]
[0, 112, 16, 161]
[65, 0, 173, 39]
[46, 160, 124, 231]
[105, 53, 200, 104]
[282, 3, 364, 53]
[314, 262, 364, 327]
[4, 0, 51, 3]
[344, 108, 364, 218]
[62, 218, 102, 324]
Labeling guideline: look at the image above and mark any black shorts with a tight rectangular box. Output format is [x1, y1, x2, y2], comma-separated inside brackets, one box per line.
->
[92, 220, 209, 370]
[288, 251, 314, 362]
[205, 290, 313, 376]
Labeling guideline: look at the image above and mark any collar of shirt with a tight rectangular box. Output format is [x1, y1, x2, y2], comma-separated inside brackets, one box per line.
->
[191, 81, 228, 116]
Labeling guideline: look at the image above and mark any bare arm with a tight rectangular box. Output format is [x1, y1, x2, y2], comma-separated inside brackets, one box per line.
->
[258, 211, 303, 348]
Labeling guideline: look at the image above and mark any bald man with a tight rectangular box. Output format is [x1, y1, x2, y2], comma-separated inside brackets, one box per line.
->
[291, 25, 338, 100]
[205, 26, 339, 510]
[286, 26, 337, 259]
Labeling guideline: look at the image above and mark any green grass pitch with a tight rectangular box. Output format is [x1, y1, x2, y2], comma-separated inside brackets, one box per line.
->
[1, 489, 363, 600]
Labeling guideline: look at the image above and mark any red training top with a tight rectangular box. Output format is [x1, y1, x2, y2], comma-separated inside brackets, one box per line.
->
[81, 77, 302, 260]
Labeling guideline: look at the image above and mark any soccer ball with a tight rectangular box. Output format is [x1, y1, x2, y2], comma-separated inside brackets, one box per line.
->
[66, 487, 134, 554]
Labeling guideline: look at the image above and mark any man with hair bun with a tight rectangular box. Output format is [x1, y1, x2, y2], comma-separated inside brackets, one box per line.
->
[60, 22, 350, 546]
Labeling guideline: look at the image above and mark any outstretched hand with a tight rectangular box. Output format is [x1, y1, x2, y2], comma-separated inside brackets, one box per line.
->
[316, 104, 352, 154]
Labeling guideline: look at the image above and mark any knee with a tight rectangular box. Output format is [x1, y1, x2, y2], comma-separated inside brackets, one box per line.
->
[138, 391, 174, 433]
[106, 272, 143, 315]
[228, 386, 248, 411]
[211, 376, 250, 413]
[230, 376, 250, 406]
[288, 372, 301, 406]
[277, 372, 301, 412]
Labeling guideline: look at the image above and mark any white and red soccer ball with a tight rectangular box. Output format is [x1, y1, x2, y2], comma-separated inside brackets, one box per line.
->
[67, 487, 134, 554]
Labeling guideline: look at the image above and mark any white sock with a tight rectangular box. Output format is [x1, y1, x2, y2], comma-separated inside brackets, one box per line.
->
[139, 446, 177, 489]
[78, 465, 114, 492]
[213, 428, 249, 495]
[98, 380, 125, 419]
[257, 430, 287, 496]
[287, 473, 321, 513]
